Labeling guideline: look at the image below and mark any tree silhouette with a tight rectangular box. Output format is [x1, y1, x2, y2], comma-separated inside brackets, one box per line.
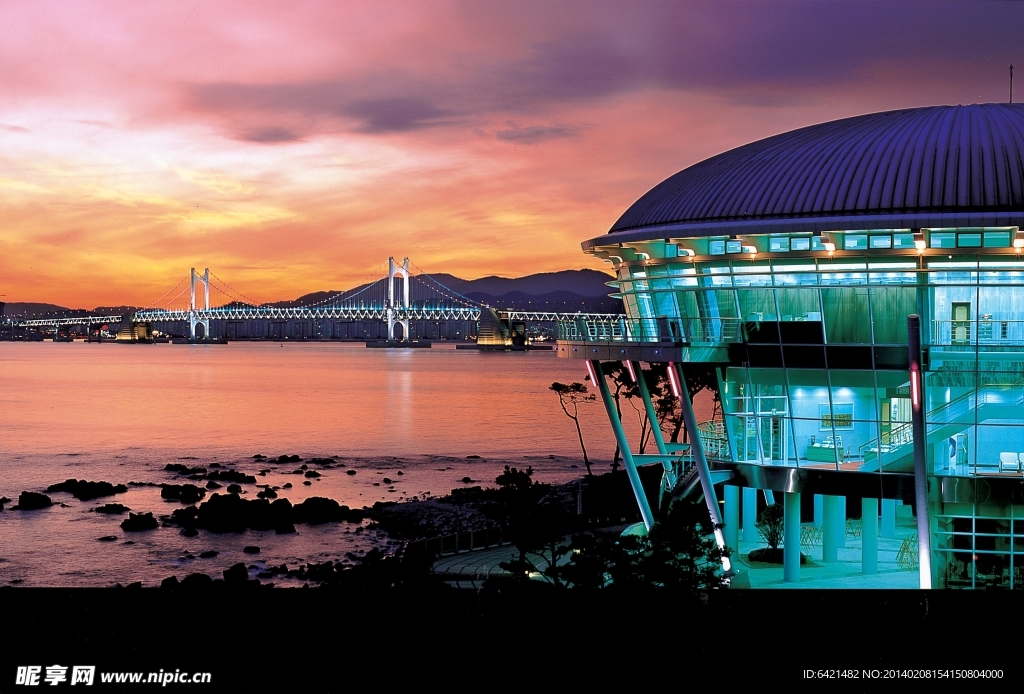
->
[550, 382, 597, 475]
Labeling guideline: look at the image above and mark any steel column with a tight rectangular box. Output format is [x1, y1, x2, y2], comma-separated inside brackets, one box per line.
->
[862, 497, 878, 575]
[591, 360, 654, 531]
[908, 314, 933, 589]
[672, 362, 730, 572]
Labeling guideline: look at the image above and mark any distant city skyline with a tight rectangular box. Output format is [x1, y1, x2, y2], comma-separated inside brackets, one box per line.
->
[1, 1, 1022, 306]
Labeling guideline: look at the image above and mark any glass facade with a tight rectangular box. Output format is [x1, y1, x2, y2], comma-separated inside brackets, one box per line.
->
[573, 227, 1024, 588]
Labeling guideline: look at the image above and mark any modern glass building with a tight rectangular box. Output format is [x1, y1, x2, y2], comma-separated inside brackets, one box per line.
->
[558, 104, 1024, 588]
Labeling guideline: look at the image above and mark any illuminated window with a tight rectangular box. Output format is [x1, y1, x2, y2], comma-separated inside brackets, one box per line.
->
[984, 231, 1011, 248]
[893, 233, 916, 249]
[869, 235, 892, 249]
[844, 235, 868, 250]
[709, 240, 726, 255]
[770, 237, 790, 252]
[930, 232, 956, 248]
[958, 233, 982, 248]
[791, 237, 810, 251]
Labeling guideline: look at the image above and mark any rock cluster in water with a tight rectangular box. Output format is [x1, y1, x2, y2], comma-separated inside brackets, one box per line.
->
[121, 512, 159, 531]
[164, 493, 363, 534]
[46, 479, 128, 501]
[13, 491, 52, 510]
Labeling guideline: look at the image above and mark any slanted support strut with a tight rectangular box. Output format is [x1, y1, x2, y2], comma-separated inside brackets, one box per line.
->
[590, 360, 655, 531]
[671, 362, 731, 573]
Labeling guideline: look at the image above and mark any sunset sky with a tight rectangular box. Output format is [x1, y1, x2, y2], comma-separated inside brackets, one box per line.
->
[2, 1, 1023, 307]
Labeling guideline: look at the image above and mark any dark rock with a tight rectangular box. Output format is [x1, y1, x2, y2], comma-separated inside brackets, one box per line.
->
[205, 469, 257, 484]
[160, 484, 206, 504]
[223, 562, 249, 582]
[275, 523, 296, 534]
[164, 463, 207, 476]
[303, 481, 312, 486]
[304, 470, 320, 478]
[226, 484, 242, 494]
[161, 576, 179, 589]
[396, 471, 403, 475]
[243, 545, 260, 554]
[206, 481, 222, 490]
[461, 477, 473, 483]
[373, 483, 380, 486]
[382, 478, 393, 484]
[47, 479, 129, 501]
[126, 581, 142, 590]
[209, 463, 223, 468]
[466, 455, 481, 459]
[122, 540, 135, 545]
[120, 512, 158, 531]
[256, 488, 277, 499]
[179, 573, 214, 589]
[0, 496, 10, 503]
[252, 454, 266, 459]
[277, 454, 301, 463]
[180, 527, 199, 537]
[293, 497, 363, 525]
[199, 550, 218, 558]
[14, 491, 52, 510]
[94, 503, 130, 514]
[346, 469, 357, 476]
[282, 483, 293, 489]
[97, 535, 118, 542]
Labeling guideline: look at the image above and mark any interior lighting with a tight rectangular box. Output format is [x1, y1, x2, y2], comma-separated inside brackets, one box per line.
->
[1014, 239, 1024, 254]
[915, 240, 927, 252]
[666, 362, 682, 399]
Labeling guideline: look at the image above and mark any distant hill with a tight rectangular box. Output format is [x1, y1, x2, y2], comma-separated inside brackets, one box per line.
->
[426, 269, 615, 298]
[4, 269, 622, 315]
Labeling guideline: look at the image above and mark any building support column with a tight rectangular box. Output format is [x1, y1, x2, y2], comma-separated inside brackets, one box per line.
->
[838, 496, 847, 548]
[784, 491, 801, 583]
[632, 360, 673, 509]
[908, 314, 933, 589]
[590, 360, 654, 531]
[742, 487, 757, 542]
[671, 362, 731, 572]
[881, 499, 896, 538]
[724, 485, 739, 556]
[862, 497, 878, 575]
[814, 494, 823, 527]
[822, 495, 839, 563]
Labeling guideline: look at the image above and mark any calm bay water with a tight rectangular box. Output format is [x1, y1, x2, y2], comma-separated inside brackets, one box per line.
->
[2, 341, 687, 587]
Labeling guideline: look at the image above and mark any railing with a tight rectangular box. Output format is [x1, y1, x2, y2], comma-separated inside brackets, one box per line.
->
[697, 419, 729, 458]
[556, 316, 743, 344]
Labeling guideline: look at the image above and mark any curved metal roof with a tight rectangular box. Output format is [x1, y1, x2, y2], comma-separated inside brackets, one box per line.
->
[602, 104, 1024, 244]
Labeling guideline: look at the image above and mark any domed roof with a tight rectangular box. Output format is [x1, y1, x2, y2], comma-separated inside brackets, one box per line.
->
[600, 104, 1024, 245]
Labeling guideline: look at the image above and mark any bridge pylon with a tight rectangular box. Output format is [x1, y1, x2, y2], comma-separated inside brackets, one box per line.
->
[189, 267, 211, 340]
[387, 257, 410, 341]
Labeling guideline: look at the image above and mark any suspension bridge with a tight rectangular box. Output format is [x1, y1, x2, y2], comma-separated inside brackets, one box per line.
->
[17, 258, 626, 343]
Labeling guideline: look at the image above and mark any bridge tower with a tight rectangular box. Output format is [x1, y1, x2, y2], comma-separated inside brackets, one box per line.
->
[189, 267, 211, 340]
[387, 257, 410, 341]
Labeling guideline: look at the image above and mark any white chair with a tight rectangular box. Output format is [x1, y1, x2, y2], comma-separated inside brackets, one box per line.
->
[1000, 452, 1019, 473]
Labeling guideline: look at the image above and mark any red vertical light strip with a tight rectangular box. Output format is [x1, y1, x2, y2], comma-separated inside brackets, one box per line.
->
[585, 360, 597, 385]
[910, 366, 920, 408]
[625, 360, 637, 384]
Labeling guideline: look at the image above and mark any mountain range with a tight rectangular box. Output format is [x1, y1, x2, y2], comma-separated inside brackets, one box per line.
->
[3, 269, 621, 317]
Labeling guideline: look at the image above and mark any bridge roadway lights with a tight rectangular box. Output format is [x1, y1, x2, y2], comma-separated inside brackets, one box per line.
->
[742, 487, 756, 542]
[783, 492, 800, 583]
[862, 498, 878, 575]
